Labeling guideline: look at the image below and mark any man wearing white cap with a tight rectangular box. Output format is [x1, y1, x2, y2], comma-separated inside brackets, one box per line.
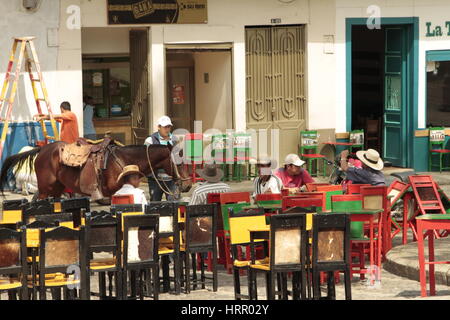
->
[144, 116, 179, 201]
[253, 155, 283, 198]
[274, 154, 315, 193]
[340, 149, 385, 186]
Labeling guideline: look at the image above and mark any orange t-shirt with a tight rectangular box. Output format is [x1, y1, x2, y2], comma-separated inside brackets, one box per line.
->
[56, 111, 79, 144]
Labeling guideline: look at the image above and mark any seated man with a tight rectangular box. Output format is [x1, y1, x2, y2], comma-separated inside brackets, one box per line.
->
[189, 164, 231, 205]
[340, 149, 386, 186]
[114, 165, 148, 211]
[275, 154, 315, 193]
[253, 155, 282, 198]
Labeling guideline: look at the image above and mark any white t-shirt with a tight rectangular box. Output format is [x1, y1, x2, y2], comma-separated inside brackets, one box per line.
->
[253, 174, 283, 198]
[114, 184, 148, 212]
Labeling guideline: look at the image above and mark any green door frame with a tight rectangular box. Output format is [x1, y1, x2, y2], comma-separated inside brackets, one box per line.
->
[345, 17, 419, 168]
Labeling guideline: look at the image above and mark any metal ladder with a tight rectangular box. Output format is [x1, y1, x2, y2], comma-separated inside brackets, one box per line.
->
[0, 37, 59, 160]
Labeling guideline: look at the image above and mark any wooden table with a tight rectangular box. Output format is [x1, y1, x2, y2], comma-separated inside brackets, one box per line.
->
[416, 214, 450, 297]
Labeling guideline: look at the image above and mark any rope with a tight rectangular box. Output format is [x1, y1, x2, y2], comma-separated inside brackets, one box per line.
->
[146, 145, 177, 196]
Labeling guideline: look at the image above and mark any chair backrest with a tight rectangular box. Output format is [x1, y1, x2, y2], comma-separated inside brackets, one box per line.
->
[312, 213, 351, 268]
[211, 134, 232, 163]
[366, 119, 380, 135]
[346, 184, 371, 195]
[233, 133, 251, 161]
[61, 198, 90, 229]
[22, 201, 55, 224]
[316, 185, 344, 211]
[185, 204, 217, 251]
[255, 193, 282, 202]
[185, 133, 203, 162]
[360, 186, 388, 210]
[269, 213, 307, 270]
[300, 130, 319, 148]
[145, 202, 179, 237]
[306, 183, 331, 192]
[219, 192, 251, 231]
[206, 193, 221, 204]
[2, 199, 28, 225]
[282, 197, 323, 212]
[349, 129, 364, 147]
[408, 175, 445, 214]
[331, 194, 363, 211]
[35, 213, 74, 229]
[228, 208, 266, 246]
[85, 212, 120, 257]
[39, 226, 86, 275]
[122, 214, 159, 266]
[111, 204, 144, 215]
[0, 227, 27, 276]
[111, 195, 135, 205]
[429, 126, 446, 148]
[387, 181, 410, 207]
[219, 192, 250, 204]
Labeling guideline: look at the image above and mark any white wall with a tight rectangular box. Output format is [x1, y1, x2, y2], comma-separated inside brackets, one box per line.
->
[193, 51, 233, 132]
[81, 27, 130, 55]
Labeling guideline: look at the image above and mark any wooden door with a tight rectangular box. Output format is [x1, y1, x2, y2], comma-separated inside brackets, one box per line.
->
[130, 29, 150, 145]
[246, 26, 306, 165]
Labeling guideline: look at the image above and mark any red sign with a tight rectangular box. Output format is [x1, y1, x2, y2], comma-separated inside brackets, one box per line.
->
[172, 85, 185, 105]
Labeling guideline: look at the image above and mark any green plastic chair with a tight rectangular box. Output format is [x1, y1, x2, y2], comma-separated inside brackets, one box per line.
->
[211, 134, 232, 181]
[428, 127, 450, 173]
[232, 133, 252, 182]
[299, 130, 326, 177]
[185, 133, 204, 183]
[220, 202, 251, 234]
[349, 129, 364, 155]
[331, 196, 364, 239]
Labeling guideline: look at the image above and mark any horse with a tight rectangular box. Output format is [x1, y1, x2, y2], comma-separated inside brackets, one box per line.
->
[0, 142, 192, 200]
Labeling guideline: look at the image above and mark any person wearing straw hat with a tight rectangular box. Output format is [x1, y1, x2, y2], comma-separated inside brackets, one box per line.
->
[275, 154, 315, 193]
[253, 155, 283, 198]
[188, 164, 231, 205]
[340, 149, 386, 186]
[114, 165, 148, 211]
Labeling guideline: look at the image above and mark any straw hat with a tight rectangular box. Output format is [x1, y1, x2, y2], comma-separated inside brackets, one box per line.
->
[356, 149, 384, 171]
[117, 165, 145, 184]
[196, 164, 224, 183]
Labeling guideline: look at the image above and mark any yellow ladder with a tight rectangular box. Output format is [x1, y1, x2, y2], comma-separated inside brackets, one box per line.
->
[0, 37, 59, 159]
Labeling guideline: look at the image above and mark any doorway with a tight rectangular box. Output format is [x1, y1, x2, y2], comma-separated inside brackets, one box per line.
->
[350, 23, 414, 167]
[165, 48, 233, 133]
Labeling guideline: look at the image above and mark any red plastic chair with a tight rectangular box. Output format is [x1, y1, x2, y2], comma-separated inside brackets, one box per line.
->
[282, 197, 323, 211]
[111, 194, 134, 205]
[305, 183, 330, 192]
[255, 194, 282, 202]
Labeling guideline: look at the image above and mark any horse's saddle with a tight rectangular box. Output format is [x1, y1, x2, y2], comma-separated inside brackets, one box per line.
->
[59, 137, 115, 200]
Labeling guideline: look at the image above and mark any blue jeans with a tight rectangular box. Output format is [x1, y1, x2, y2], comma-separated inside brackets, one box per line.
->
[148, 177, 177, 201]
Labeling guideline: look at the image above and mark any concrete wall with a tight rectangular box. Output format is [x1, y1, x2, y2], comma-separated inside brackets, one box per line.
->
[193, 51, 232, 132]
[81, 27, 130, 55]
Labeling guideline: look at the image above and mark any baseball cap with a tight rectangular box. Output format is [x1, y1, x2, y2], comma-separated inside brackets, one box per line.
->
[284, 154, 305, 167]
[158, 116, 173, 127]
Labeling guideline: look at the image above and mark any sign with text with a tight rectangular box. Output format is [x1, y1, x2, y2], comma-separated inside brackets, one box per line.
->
[425, 21, 450, 37]
[107, 0, 207, 24]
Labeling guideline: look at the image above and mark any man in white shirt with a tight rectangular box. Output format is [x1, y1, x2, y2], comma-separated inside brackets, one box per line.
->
[114, 165, 148, 211]
[253, 155, 282, 198]
[83, 96, 97, 140]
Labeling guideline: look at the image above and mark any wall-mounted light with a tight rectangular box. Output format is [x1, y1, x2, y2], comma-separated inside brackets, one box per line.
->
[23, 0, 40, 11]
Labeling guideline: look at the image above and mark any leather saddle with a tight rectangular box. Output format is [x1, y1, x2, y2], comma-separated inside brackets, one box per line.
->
[59, 137, 115, 200]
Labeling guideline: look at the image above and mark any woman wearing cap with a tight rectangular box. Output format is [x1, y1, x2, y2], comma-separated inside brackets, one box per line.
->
[144, 116, 179, 201]
[274, 154, 315, 193]
[340, 149, 385, 186]
[114, 165, 148, 211]
[253, 155, 283, 198]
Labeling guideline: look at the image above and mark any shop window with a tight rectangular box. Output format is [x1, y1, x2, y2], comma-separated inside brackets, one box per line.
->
[82, 57, 131, 119]
[427, 60, 450, 127]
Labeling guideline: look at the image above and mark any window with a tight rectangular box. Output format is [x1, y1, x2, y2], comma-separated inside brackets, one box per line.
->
[82, 56, 131, 119]
[426, 52, 450, 127]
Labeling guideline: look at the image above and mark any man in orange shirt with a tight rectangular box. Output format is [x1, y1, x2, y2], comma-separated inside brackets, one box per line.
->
[34, 101, 79, 144]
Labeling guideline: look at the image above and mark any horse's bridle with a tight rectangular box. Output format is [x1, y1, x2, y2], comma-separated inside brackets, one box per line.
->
[146, 145, 190, 196]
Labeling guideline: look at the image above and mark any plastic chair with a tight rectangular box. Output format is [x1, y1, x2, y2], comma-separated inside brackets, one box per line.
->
[211, 133, 233, 181]
[349, 129, 364, 155]
[111, 195, 134, 205]
[299, 130, 326, 177]
[184, 133, 204, 183]
[428, 127, 450, 172]
[232, 132, 252, 182]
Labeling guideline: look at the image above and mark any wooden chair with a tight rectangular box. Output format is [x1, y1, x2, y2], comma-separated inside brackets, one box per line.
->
[33, 226, 88, 300]
[346, 184, 371, 195]
[182, 204, 218, 294]
[282, 197, 323, 212]
[0, 227, 28, 300]
[85, 212, 122, 300]
[228, 208, 267, 300]
[364, 119, 381, 151]
[121, 214, 160, 300]
[249, 213, 308, 300]
[282, 193, 326, 211]
[146, 202, 181, 295]
[316, 185, 344, 211]
[312, 213, 352, 300]
[1, 199, 28, 229]
[61, 198, 90, 228]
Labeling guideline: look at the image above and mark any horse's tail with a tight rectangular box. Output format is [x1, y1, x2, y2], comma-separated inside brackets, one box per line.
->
[0, 147, 41, 195]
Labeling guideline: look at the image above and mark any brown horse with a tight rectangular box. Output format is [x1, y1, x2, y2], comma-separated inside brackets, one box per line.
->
[0, 142, 192, 200]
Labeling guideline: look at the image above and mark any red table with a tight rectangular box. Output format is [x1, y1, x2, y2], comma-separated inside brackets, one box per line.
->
[416, 214, 450, 297]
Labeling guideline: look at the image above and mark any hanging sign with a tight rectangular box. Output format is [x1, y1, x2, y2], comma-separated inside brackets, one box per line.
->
[107, 0, 208, 24]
